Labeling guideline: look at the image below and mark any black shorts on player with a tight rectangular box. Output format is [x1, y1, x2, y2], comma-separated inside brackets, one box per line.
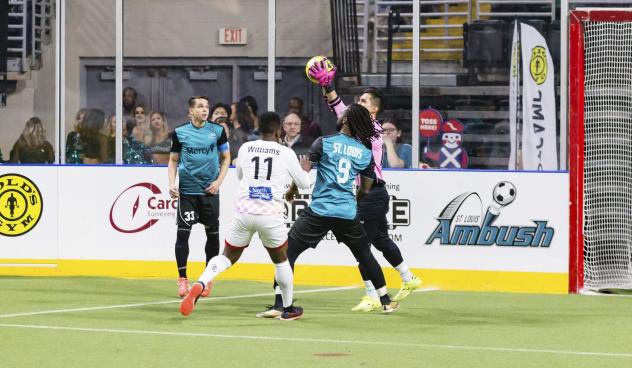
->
[288, 207, 366, 250]
[176, 193, 220, 229]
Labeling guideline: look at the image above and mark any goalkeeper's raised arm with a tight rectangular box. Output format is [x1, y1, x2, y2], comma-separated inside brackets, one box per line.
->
[307, 59, 346, 119]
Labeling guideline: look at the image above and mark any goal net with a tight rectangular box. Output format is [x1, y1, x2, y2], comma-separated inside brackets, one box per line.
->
[569, 9, 632, 292]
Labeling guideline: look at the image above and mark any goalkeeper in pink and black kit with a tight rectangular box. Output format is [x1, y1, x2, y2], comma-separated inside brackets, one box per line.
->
[313, 60, 422, 312]
[261, 60, 422, 315]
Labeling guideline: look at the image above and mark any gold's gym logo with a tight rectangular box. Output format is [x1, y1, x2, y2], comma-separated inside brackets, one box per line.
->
[0, 174, 43, 236]
[530, 46, 547, 85]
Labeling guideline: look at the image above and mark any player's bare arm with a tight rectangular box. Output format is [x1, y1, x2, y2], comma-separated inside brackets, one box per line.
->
[206, 149, 230, 194]
[299, 154, 312, 173]
[285, 183, 299, 203]
[168, 152, 180, 198]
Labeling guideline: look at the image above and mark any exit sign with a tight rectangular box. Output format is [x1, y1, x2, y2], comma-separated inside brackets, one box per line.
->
[219, 28, 247, 45]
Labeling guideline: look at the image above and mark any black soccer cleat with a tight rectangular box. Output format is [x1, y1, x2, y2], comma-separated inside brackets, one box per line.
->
[279, 305, 304, 321]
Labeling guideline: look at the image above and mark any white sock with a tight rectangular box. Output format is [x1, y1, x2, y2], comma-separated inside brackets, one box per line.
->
[198, 255, 232, 285]
[376, 286, 388, 297]
[274, 285, 282, 295]
[274, 260, 294, 308]
[364, 280, 379, 299]
[395, 262, 414, 282]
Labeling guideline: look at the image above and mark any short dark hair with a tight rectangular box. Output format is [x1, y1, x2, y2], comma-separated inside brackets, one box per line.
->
[123, 86, 137, 97]
[258, 111, 281, 134]
[210, 102, 232, 120]
[362, 87, 386, 114]
[289, 96, 303, 106]
[188, 95, 210, 108]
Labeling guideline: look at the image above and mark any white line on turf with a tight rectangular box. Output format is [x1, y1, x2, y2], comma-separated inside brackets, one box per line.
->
[0, 286, 358, 319]
[1, 322, 631, 358]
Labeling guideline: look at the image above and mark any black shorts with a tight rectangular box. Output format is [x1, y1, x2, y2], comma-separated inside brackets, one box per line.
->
[357, 185, 390, 242]
[288, 207, 366, 249]
[357, 185, 389, 220]
[177, 193, 219, 229]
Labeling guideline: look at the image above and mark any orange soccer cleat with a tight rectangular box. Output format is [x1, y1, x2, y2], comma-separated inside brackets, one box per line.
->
[180, 282, 204, 316]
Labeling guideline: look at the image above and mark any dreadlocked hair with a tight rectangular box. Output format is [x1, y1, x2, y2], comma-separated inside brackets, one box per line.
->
[343, 103, 381, 148]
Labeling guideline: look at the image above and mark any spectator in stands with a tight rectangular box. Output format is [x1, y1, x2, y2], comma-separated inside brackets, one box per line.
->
[287, 96, 322, 140]
[214, 116, 230, 139]
[281, 112, 313, 156]
[103, 114, 116, 163]
[147, 111, 172, 165]
[229, 100, 254, 162]
[123, 115, 152, 165]
[210, 102, 232, 123]
[79, 108, 109, 164]
[123, 86, 138, 118]
[66, 108, 88, 164]
[381, 117, 412, 168]
[241, 95, 260, 141]
[10, 117, 55, 164]
[131, 104, 152, 145]
[229, 102, 238, 126]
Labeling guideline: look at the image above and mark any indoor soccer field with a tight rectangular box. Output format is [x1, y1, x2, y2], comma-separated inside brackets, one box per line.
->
[1, 277, 631, 368]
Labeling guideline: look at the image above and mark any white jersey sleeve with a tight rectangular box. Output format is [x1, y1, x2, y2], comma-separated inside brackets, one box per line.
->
[234, 140, 310, 215]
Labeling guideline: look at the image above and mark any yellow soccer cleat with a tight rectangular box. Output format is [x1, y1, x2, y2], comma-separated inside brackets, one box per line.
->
[392, 275, 422, 302]
[351, 296, 381, 312]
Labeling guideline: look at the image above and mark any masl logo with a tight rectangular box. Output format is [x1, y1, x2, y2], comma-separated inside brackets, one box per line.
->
[109, 182, 177, 233]
[0, 173, 43, 237]
[426, 181, 554, 247]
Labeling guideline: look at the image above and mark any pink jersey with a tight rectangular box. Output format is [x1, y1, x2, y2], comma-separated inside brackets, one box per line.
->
[327, 96, 384, 183]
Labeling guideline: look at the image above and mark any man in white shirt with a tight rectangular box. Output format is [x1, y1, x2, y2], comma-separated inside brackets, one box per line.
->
[179, 111, 312, 321]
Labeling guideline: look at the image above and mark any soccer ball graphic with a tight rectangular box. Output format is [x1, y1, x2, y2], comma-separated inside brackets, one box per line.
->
[305, 55, 334, 84]
[492, 181, 516, 206]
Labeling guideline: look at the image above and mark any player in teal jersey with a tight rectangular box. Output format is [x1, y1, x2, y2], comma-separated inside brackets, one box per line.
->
[258, 103, 399, 318]
[168, 95, 230, 298]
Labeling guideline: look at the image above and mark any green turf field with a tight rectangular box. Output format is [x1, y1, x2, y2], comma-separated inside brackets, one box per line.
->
[1, 276, 631, 368]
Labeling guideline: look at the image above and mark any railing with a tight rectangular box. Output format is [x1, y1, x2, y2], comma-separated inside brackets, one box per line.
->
[30, 0, 54, 69]
[476, 0, 556, 21]
[7, 0, 27, 72]
[356, 0, 557, 72]
[330, 0, 362, 83]
[5, 0, 54, 73]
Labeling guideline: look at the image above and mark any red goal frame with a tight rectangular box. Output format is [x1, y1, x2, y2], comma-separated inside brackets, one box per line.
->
[568, 9, 632, 293]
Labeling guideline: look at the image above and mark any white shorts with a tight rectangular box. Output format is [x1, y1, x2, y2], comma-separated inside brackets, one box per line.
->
[225, 212, 288, 249]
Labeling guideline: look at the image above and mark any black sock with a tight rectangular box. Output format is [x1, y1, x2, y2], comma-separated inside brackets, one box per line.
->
[175, 229, 191, 278]
[204, 226, 220, 265]
[380, 294, 392, 306]
[274, 293, 283, 308]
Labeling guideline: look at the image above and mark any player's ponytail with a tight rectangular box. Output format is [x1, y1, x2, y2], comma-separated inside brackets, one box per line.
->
[344, 103, 380, 148]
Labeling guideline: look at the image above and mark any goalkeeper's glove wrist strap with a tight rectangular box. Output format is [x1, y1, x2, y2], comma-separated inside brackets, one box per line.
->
[322, 84, 336, 94]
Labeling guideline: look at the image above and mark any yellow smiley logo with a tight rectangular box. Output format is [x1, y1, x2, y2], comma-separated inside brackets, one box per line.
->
[0, 174, 43, 237]
[530, 46, 548, 85]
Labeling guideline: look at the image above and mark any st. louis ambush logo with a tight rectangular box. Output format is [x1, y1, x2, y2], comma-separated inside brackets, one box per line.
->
[426, 181, 554, 247]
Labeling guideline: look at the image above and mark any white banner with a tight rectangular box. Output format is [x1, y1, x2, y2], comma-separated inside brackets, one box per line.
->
[520, 23, 558, 170]
[0, 167, 569, 274]
[509, 21, 520, 170]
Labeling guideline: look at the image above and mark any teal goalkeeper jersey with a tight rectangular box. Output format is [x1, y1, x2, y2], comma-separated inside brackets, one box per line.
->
[308, 133, 374, 220]
[171, 121, 229, 195]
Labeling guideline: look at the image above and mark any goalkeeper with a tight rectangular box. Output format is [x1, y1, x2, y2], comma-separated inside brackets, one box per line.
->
[310, 59, 421, 312]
